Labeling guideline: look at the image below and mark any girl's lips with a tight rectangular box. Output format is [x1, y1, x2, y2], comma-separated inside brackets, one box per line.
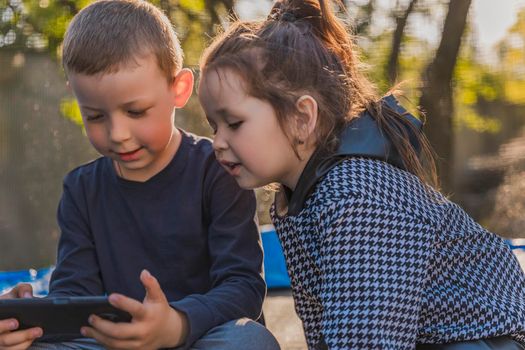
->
[220, 160, 241, 176]
[116, 147, 143, 162]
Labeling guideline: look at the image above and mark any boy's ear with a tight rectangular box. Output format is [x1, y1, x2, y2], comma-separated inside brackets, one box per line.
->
[294, 95, 318, 143]
[172, 68, 194, 108]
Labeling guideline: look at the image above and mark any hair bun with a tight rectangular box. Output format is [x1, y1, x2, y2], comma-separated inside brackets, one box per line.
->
[281, 12, 297, 22]
[268, 9, 298, 23]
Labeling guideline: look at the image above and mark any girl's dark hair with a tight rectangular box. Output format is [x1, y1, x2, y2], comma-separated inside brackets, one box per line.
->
[199, 0, 438, 187]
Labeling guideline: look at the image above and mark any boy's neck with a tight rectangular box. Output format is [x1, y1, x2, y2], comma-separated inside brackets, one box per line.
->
[114, 128, 182, 183]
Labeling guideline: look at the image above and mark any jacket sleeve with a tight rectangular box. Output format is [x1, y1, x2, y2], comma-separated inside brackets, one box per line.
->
[318, 193, 433, 350]
[48, 175, 105, 297]
[170, 163, 266, 347]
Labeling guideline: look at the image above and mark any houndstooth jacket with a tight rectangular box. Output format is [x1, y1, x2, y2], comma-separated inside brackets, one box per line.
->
[271, 157, 525, 350]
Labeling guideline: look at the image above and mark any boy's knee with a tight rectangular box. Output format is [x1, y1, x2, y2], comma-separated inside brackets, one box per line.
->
[194, 318, 280, 350]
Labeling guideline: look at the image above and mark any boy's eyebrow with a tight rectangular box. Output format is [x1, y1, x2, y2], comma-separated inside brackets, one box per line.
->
[121, 99, 144, 107]
[80, 100, 146, 111]
[80, 105, 103, 111]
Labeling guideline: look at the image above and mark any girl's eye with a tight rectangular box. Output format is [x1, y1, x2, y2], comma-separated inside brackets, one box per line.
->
[86, 114, 104, 122]
[228, 121, 243, 130]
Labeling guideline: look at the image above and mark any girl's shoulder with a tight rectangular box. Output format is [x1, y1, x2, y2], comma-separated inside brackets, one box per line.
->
[316, 157, 423, 195]
[310, 157, 447, 220]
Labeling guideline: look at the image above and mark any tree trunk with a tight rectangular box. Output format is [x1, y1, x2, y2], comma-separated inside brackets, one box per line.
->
[419, 0, 472, 194]
[387, 0, 418, 84]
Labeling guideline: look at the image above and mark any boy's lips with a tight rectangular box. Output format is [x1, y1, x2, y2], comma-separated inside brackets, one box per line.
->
[115, 147, 143, 161]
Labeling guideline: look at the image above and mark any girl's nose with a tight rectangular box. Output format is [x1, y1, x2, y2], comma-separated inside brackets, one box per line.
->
[212, 130, 228, 152]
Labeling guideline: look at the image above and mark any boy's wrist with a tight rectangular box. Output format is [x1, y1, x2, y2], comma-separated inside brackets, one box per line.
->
[163, 308, 189, 348]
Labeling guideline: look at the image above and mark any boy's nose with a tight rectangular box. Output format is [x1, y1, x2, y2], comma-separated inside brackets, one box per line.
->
[109, 116, 132, 143]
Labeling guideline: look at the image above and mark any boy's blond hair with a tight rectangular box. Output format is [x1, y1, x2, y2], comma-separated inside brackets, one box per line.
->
[62, 0, 182, 82]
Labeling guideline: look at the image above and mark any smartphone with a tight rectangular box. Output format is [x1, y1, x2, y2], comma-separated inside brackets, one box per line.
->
[0, 296, 132, 337]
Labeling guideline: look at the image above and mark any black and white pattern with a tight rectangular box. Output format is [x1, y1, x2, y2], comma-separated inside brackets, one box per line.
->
[271, 158, 525, 350]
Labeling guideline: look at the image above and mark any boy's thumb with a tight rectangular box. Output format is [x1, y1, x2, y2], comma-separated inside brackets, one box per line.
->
[140, 269, 166, 303]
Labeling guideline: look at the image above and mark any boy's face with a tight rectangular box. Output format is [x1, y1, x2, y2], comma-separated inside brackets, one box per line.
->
[68, 55, 191, 182]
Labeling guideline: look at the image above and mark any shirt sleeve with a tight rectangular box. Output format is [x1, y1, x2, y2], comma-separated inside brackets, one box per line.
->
[48, 176, 105, 297]
[318, 194, 433, 350]
[170, 163, 266, 347]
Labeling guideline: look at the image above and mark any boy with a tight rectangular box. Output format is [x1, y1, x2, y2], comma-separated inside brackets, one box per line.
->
[0, 1, 279, 349]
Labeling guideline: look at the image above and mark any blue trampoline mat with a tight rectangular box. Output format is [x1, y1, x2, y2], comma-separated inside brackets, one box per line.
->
[0, 267, 53, 297]
[3, 239, 523, 295]
[261, 227, 291, 289]
[0, 226, 291, 295]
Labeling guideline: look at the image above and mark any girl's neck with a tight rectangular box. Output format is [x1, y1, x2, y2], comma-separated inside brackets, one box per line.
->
[281, 146, 317, 191]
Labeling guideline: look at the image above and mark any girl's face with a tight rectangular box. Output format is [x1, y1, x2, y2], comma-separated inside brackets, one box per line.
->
[198, 69, 305, 190]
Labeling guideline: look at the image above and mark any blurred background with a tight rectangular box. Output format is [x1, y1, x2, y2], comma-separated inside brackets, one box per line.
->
[1, 0, 525, 270]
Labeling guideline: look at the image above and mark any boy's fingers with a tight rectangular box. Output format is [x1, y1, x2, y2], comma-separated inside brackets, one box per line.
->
[0, 339, 34, 350]
[15, 283, 33, 299]
[107, 294, 144, 319]
[0, 283, 30, 300]
[0, 319, 18, 333]
[86, 315, 139, 340]
[140, 270, 166, 304]
[81, 326, 140, 349]
[0, 327, 42, 347]
[1, 283, 33, 300]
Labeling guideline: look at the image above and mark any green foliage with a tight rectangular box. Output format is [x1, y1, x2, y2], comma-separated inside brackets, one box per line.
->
[361, 31, 393, 93]
[2, 0, 524, 135]
[495, 7, 525, 105]
[0, 0, 85, 54]
[0, 0, 229, 133]
[60, 97, 84, 130]
[364, 2, 525, 134]
[452, 54, 503, 133]
[180, 0, 205, 12]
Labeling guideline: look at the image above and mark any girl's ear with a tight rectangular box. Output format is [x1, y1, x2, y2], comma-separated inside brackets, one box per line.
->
[172, 68, 194, 108]
[294, 95, 318, 144]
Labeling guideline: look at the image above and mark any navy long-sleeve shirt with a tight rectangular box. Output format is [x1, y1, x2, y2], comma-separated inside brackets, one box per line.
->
[48, 130, 265, 347]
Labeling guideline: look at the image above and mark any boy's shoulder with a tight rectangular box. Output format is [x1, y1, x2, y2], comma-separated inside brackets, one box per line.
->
[177, 129, 219, 171]
[63, 156, 107, 185]
[181, 129, 214, 157]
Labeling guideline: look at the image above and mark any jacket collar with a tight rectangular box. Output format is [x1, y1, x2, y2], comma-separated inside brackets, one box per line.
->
[283, 95, 422, 216]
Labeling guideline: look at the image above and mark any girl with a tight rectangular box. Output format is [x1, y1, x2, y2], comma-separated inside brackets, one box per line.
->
[198, 0, 525, 349]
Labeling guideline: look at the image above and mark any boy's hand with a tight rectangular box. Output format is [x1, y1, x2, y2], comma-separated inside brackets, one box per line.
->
[0, 284, 33, 300]
[81, 270, 188, 350]
[0, 284, 43, 350]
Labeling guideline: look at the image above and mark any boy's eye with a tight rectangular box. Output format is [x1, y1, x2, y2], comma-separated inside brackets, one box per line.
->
[86, 114, 104, 122]
[228, 121, 243, 130]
